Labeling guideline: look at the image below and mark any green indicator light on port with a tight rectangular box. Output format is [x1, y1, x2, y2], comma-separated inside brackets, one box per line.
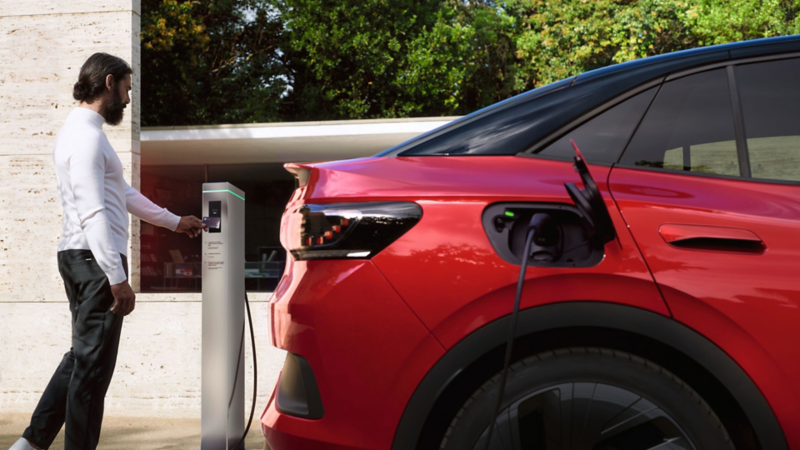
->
[504, 211, 515, 217]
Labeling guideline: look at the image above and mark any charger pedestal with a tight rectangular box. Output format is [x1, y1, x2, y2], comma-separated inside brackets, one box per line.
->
[201, 182, 245, 449]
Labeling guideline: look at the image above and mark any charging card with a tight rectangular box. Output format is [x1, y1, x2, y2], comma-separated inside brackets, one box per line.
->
[203, 216, 221, 232]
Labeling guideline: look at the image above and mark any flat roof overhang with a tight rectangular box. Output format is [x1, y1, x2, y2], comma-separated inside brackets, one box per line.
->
[141, 117, 458, 166]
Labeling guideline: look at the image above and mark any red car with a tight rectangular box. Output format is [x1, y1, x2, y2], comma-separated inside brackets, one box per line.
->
[262, 36, 800, 450]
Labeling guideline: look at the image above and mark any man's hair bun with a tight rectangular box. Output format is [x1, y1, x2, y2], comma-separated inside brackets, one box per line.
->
[73, 81, 90, 101]
[72, 53, 133, 103]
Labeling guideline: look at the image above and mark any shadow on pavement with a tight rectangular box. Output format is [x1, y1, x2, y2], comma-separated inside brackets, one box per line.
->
[0, 414, 265, 450]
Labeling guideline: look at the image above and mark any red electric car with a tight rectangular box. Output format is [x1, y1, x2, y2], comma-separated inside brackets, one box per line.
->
[262, 36, 800, 449]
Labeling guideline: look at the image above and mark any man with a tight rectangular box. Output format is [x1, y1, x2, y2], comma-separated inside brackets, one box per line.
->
[10, 53, 207, 450]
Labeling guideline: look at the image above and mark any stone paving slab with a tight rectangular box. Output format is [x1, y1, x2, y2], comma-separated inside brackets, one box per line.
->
[0, 414, 265, 450]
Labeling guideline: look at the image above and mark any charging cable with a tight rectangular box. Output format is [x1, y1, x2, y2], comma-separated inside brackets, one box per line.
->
[230, 291, 257, 450]
[483, 213, 554, 450]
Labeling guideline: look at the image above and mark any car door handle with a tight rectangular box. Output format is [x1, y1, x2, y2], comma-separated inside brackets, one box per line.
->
[658, 224, 765, 253]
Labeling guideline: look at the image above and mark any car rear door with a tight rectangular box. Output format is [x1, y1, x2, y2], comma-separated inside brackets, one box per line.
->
[608, 58, 800, 442]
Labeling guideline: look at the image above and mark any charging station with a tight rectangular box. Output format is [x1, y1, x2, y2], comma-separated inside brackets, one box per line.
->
[201, 182, 246, 449]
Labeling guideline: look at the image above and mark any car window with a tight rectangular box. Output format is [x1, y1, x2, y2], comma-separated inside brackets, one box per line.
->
[535, 87, 657, 164]
[661, 142, 740, 176]
[619, 69, 739, 176]
[736, 58, 800, 182]
[397, 78, 574, 156]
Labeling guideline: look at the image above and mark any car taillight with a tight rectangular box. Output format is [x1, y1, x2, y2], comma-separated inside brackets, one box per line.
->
[282, 202, 422, 260]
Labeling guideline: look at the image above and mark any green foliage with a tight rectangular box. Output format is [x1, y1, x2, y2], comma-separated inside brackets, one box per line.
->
[141, 0, 800, 125]
[510, 0, 697, 86]
[141, 0, 287, 126]
[398, 11, 474, 114]
[280, 0, 528, 119]
[445, 1, 527, 111]
[611, 0, 699, 61]
[686, 0, 800, 44]
[388, 1, 525, 116]
[277, 0, 442, 119]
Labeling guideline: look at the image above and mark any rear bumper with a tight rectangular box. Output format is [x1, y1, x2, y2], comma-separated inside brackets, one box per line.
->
[262, 388, 361, 450]
[261, 258, 445, 450]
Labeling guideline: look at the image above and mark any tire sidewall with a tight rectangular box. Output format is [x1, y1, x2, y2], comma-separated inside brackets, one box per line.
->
[441, 348, 731, 450]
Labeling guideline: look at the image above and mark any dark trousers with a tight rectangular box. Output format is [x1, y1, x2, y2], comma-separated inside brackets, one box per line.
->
[23, 250, 126, 450]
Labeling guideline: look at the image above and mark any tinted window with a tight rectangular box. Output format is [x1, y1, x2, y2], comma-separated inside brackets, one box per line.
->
[620, 69, 739, 176]
[736, 58, 800, 182]
[536, 87, 657, 164]
[398, 78, 573, 156]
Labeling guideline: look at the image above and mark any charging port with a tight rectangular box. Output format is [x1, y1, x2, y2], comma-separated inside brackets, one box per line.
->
[483, 203, 604, 268]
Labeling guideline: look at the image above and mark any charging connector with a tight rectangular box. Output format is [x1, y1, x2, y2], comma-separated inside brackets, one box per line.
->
[528, 213, 563, 262]
[482, 140, 617, 448]
[230, 291, 257, 450]
[483, 213, 553, 450]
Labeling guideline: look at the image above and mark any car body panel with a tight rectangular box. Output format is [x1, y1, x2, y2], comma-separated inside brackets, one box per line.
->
[609, 166, 800, 448]
[359, 156, 669, 347]
[267, 258, 445, 449]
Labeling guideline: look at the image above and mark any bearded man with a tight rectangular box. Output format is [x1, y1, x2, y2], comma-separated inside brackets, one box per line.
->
[9, 53, 207, 450]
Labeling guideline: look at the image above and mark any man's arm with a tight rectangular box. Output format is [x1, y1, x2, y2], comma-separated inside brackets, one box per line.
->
[125, 183, 207, 237]
[125, 183, 181, 231]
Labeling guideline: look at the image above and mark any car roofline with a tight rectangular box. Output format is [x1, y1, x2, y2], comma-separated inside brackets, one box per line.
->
[378, 35, 800, 158]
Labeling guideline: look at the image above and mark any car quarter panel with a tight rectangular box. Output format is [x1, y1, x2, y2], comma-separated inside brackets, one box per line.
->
[266, 258, 445, 449]
[348, 156, 672, 348]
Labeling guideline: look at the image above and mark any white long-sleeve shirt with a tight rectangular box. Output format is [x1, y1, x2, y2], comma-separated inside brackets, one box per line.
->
[54, 107, 181, 284]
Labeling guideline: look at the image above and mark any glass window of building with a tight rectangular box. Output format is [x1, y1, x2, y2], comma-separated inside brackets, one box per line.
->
[140, 163, 295, 293]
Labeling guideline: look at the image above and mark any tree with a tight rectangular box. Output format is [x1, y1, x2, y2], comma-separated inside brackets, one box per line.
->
[141, 0, 287, 126]
[611, 0, 700, 61]
[279, 0, 532, 119]
[141, 0, 800, 125]
[509, 0, 697, 87]
[686, 0, 800, 45]
[277, 0, 443, 120]
[392, 1, 526, 116]
[394, 9, 475, 115]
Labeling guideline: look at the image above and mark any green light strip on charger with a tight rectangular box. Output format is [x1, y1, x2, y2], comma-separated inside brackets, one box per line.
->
[202, 190, 245, 201]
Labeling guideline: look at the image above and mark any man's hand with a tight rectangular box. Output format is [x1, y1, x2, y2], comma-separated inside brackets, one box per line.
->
[176, 215, 207, 238]
[110, 280, 135, 316]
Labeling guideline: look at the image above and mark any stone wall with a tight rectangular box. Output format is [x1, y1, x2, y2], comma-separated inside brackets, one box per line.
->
[1, 294, 283, 419]
[0, 0, 141, 301]
[0, 0, 282, 419]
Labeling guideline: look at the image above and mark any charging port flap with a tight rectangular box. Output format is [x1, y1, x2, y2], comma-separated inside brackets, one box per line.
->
[563, 140, 616, 245]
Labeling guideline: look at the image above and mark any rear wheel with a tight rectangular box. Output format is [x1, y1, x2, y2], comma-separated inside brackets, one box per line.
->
[439, 347, 733, 450]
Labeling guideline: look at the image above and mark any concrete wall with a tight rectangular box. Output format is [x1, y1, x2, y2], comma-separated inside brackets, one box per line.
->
[0, 1, 282, 419]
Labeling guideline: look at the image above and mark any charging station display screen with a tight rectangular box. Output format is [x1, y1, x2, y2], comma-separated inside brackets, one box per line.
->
[207, 201, 222, 233]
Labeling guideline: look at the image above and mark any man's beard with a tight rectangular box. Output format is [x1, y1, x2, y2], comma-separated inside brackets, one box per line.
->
[103, 87, 126, 126]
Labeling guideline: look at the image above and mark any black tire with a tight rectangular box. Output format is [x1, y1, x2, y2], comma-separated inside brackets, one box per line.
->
[440, 347, 733, 450]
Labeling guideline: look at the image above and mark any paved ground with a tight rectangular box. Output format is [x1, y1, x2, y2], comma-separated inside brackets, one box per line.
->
[0, 414, 266, 450]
